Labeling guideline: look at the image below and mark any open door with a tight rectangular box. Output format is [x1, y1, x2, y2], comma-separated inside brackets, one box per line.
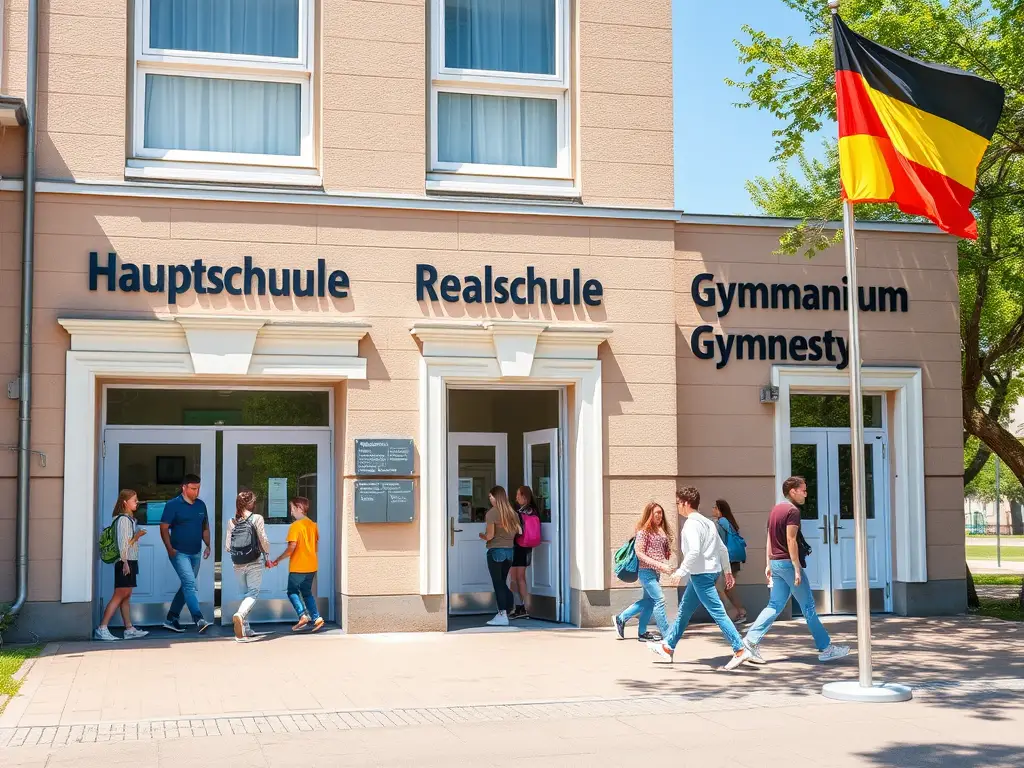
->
[524, 428, 560, 621]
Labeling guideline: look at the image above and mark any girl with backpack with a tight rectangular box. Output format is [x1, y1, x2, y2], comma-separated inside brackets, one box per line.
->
[711, 499, 747, 624]
[613, 502, 674, 642]
[225, 490, 270, 640]
[509, 485, 541, 620]
[478, 486, 521, 627]
[95, 490, 149, 641]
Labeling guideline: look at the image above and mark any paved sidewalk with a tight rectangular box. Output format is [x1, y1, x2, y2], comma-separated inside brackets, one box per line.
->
[1, 616, 1023, 766]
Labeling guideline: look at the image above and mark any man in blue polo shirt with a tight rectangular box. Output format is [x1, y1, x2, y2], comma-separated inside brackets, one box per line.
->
[160, 473, 212, 633]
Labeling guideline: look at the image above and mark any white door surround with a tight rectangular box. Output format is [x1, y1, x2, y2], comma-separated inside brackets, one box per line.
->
[58, 315, 369, 605]
[412, 320, 611, 604]
[771, 365, 926, 584]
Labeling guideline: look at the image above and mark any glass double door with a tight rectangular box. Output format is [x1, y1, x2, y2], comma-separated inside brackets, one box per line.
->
[447, 430, 561, 621]
[790, 429, 890, 614]
[99, 427, 332, 627]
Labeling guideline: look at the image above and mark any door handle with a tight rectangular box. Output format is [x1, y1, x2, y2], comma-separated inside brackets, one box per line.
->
[449, 517, 463, 547]
[819, 515, 829, 544]
[833, 515, 840, 545]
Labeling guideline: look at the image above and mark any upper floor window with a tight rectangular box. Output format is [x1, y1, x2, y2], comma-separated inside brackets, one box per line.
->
[129, 0, 316, 186]
[429, 0, 573, 196]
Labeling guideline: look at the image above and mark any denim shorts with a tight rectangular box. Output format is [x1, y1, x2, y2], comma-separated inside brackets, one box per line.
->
[487, 547, 514, 563]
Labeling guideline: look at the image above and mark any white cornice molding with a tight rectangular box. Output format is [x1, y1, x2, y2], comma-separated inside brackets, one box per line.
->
[410, 320, 611, 367]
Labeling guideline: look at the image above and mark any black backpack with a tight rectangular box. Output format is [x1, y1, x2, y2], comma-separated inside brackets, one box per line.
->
[229, 517, 262, 565]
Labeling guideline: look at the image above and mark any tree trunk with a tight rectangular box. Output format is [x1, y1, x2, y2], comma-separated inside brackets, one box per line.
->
[963, 395, 1024, 482]
[967, 564, 980, 609]
[963, 443, 992, 486]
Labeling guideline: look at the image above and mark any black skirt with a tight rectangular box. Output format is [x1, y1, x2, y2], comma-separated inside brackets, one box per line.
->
[114, 560, 139, 589]
[512, 544, 532, 567]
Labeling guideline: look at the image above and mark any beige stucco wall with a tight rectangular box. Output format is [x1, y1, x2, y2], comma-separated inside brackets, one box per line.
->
[0, 0, 675, 207]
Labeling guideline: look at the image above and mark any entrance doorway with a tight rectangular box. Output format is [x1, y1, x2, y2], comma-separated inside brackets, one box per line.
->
[446, 389, 565, 623]
[96, 387, 335, 628]
[789, 394, 892, 614]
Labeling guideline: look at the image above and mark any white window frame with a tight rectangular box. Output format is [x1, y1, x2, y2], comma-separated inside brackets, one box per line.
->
[128, 0, 318, 185]
[428, 0, 574, 195]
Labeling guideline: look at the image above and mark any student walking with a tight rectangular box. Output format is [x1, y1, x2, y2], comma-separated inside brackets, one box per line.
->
[711, 499, 747, 623]
[479, 485, 521, 627]
[649, 487, 752, 670]
[160, 473, 212, 634]
[268, 496, 324, 632]
[742, 476, 850, 664]
[509, 486, 540, 620]
[225, 490, 271, 641]
[95, 490, 149, 641]
[613, 502, 674, 642]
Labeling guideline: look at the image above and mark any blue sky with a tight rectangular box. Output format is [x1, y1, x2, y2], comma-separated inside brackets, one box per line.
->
[673, 0, 830, 214]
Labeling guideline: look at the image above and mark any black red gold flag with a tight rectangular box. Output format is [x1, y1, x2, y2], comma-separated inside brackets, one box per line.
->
[833, 15, 1004, 238]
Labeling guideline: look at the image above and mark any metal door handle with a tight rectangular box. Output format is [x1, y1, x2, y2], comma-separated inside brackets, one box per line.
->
[819, 515, 829, 544]
[449, 517, 463, 547]
[833, 515, 840, 545]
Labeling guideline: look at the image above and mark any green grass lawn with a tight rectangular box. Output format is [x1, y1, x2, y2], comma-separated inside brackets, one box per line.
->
[973, 599, 1024, 622]
[0, 645, 41, 699]
[965, 545, 1024, 561]
[973, 573, 1024, 585]
[967, 533, 1024, 538]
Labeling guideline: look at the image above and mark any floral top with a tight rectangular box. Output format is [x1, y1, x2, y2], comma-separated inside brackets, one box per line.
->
[635, 528, 671, 571]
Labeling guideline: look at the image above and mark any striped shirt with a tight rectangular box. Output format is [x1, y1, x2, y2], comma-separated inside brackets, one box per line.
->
[115, 515, 138, 562]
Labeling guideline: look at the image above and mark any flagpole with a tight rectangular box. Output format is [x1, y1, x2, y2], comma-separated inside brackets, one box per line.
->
[822, 1, 913, 703]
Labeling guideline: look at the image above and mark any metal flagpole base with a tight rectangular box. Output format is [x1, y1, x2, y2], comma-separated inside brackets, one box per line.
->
[822, 681, 913, 703]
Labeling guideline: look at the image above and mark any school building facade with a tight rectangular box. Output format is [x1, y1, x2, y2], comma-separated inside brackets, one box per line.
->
[0, 0, 965, 642]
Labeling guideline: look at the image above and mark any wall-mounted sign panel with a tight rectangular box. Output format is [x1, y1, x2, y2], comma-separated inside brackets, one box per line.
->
[355, 439, 414, 476]
[354, 480, 415, 523]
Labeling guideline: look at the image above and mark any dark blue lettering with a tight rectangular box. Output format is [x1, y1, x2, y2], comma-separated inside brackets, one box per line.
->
[118, 263, 140, 292]
[494, 276, 510, 304]
[224, 266, 242, 295]
[463, 276, 482, 303]
[328, 270, 349, 299]
[789, 335, 808, 362]
[416, 264, 438, 301]
[440, 275, 461, 302]
[573, 268, 582, 305]
[691, 273, 715, 308]
[510, 277, 527, 305]
[191, 259, 208, 294]
[484, 265, 493, 303]
[527, 266, 546, 304]
[168, 264, 192, 305]
[207, 266, 224, 294]
[89, 251, 116, 291]
[143, 264, 165, 293]
[691, 325, 715, 361]
[293, 269, 314, 297]
[551, 278, 570, 305]
[583, 279, 603, 307]
[244, 256, 265, 296]
[317, 259, 327, 298]
[269, 268, 291, 297]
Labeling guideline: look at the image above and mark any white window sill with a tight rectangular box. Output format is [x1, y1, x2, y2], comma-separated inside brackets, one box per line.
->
[125, 160, 322, 188]
[426, 172, 578, 200]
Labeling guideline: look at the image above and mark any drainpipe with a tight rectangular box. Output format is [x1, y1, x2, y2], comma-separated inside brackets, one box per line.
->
[8, 0, 40, 619]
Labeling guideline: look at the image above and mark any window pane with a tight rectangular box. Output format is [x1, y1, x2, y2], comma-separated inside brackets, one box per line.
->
[236, 443, 319, 526]
[150, 0, 300, 58]
[438, 92, 557, 167]
[838, 444, 875, 520]
[145, 74, 301, 156]
[790, 444, 820, 521]
[117, 443, 203, 525]
[790, 394, 883, 429]
[106, 390, 330, 427]
[458, 445, 497, 523]
[529, 443, 552, 523]
[444, 0, 556, 75]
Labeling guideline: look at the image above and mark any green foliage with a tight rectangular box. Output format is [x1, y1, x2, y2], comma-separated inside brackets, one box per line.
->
[0, 645, 41, 700]
[965, 437, 1024, 502]
[730, 0, 1024, 482]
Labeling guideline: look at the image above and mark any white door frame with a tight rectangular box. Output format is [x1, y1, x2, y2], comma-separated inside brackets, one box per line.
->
[446, 432, 509, 614]
[412, 320, 611, 625]
[58, 316, 367, 606]
[98, 427, 217, 626]
[523, 427, 561, 604]
[771, 366, 926, 584]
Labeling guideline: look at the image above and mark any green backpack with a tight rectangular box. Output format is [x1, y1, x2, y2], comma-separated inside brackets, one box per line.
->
[98, 515, 129, 564]
[613, 537, 639, 583]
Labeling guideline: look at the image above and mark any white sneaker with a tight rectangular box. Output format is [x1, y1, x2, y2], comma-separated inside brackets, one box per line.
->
[123, 627, 148, 640]
[723, 646, 753, 671]
[486, 611, 510, 627]
[94, 627, 119, 641]
[648, 640, 674, 662]
[819, 644, 851, 662]
[743, 641, 767, 665]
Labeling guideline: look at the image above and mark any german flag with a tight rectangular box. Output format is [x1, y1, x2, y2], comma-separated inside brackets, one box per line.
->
[833, 15, 1004, 239]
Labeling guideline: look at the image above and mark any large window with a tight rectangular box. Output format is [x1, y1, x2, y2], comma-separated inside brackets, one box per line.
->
[429, 0, 572, 195]
[130, 0, 316, 185]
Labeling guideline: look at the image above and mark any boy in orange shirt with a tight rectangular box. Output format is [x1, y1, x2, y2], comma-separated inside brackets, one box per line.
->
[268, 496, 324, 632]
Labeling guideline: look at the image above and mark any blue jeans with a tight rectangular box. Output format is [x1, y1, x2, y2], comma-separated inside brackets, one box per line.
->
[617, 568, 668, 636]
[168, 552, 203, 623]
[486, 548, 515, 613]
[745, 560, 831, 651]
[665, 572, 743, 652]
[287, 572, 320, 621]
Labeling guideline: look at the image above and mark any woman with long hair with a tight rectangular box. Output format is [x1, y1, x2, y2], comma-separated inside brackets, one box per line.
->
[224, 490, 271, 640]
[508, 485, 539, 620]
[613, 501, 674, 642]
[95, 490, 149, 641]
[478, 485, 521, 626]
[711, 499, 747, 623]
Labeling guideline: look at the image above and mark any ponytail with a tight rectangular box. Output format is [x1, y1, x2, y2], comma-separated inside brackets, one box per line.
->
[235, 490, 257, 520]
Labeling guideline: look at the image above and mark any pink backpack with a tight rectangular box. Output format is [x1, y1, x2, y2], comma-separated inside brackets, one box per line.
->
[516, 510, 542, 548]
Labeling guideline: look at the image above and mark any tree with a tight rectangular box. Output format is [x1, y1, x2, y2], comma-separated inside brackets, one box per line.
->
[729, 0, 1024, 490]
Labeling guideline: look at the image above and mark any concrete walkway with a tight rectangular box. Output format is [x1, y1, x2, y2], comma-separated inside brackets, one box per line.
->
[2, 616, 1023, 766]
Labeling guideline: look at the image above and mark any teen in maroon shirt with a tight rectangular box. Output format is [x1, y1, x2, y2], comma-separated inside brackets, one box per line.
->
[741, 476, 850, 665]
